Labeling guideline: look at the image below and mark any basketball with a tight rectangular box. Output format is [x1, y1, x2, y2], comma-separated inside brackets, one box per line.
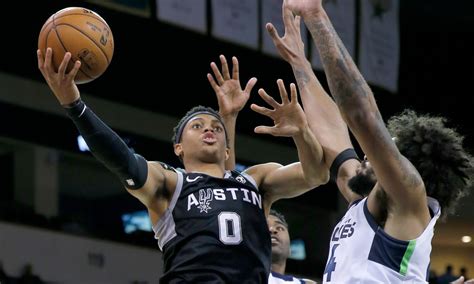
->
[38, 7, 114, 84]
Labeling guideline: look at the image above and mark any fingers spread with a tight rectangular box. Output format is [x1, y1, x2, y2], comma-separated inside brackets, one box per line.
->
[266, 23, 281, 41]
[207, 73, 220, 93]
[254, 125, 275, 136]
[244, 77, 257, 94]
[58, 52, 71, 76]
[289, 83, 298, 103]
[44, 47, 53, 72]
[258, 88, 280, 109]
[210, 62, 225, 85]
[219, 55, 231, 80]
[277, 79, 290, 104]
[68, 60, 81, 80]
[282, 0, 295, 33]
[232, 56, 240, 81]
[295, 15, 301, 35]
[37, 49, 44, 70]
[250, 103, 272, 117]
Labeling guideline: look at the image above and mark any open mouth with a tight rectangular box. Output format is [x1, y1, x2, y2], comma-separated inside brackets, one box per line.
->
[203, 133, 217, 144]
[271, 237, 279, 245]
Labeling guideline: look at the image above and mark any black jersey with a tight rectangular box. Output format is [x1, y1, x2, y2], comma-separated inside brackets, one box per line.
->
[153, 169, 271, 284]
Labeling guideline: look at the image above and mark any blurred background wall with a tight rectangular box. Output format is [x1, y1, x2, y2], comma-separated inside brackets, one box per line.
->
[0, 0, 473, 283]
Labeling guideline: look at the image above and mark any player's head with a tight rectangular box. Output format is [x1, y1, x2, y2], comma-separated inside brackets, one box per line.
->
[172, 106, 229, 164]
[268, 209, 290, 264]
[386, 110, 473, 218]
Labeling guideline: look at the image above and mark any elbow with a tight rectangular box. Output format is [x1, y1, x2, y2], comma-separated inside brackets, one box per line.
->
[306, 168, 330, 188]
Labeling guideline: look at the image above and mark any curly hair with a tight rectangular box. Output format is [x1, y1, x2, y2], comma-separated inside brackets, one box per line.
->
[387, 110, 474, 218]
[172, 105, 229, 145]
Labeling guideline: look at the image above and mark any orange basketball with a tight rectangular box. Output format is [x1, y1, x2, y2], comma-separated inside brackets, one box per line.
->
[38, 7, 114, 84]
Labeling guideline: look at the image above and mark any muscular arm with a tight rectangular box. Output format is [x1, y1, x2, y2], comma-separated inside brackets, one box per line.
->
[266, 4, 360, 203]
[301, 7, 426, 213]
[292, 57, 361, 203]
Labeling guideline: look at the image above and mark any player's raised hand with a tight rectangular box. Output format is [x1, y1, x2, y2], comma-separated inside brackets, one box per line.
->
[251, 79, 307, 137]
[266, 1, 306, 65]
[207, 55, 257, 117]
[37, 48, 81, 105]
[285, 0, 323, 17]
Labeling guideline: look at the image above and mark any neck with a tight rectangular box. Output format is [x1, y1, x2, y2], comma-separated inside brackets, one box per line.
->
[184, 162, 226, 178]
[271, 260, 286, 275]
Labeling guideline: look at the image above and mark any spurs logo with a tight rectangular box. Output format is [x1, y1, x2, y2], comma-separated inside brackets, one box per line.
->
[197, 188, 214, 213]
[197, 189, 214, 213]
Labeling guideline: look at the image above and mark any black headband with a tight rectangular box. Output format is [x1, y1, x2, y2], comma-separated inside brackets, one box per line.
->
[174, 111, 228, 145]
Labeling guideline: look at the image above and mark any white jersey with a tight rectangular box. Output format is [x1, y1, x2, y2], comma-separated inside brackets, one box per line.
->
[323, 197, 440, 283]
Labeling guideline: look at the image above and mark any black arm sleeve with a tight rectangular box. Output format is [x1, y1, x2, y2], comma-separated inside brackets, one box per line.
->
[64, 99, 148, 189]
[329, 148, 360, 182]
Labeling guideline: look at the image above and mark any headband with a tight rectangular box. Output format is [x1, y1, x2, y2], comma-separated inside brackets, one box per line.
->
[174, 111, 228, 145]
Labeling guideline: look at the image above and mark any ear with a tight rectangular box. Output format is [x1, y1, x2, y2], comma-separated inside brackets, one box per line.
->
[174, 143, 183, 158]
[225, 147, 230, 161]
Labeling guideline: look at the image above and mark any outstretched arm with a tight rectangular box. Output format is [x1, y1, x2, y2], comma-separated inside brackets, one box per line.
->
[245, 79, 329, 206]
[37, 48, 173, 224]
[266, 2, 361, 203]
[207, 55, 257, 170]
[287, 0, 427, 221]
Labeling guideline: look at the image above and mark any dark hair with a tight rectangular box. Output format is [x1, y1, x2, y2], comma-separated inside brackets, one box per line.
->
[269, 209, 288, 229]
[172, 105, 229, 145]
[387, 110, 474, 218]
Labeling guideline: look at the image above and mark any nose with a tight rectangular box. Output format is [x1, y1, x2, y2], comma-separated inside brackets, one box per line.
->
[204, 126, 214, 133]
[269, 226, 276, 235]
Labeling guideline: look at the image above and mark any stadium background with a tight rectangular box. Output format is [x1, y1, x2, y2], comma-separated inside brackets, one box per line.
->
[0, 0, 473, 283]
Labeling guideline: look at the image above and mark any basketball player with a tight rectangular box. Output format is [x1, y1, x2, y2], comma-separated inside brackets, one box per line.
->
[37, 48, 329, 283]
[267, 210, 316, 284]
[207, 57, 318, 284]
[267, 0, 473, 282]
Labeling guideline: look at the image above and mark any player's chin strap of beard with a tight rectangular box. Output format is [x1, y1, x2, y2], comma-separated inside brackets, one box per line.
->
[63, 99, 148, 189]
[174, 111, 228, 146]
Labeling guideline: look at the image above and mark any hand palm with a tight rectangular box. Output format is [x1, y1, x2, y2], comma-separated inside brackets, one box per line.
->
[217, 79, 249, 113]
[271, 102, 306, 137]
[252, 81, 306, 137]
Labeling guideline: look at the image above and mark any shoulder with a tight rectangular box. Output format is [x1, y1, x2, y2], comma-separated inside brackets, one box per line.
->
[148, 161, 179, 192]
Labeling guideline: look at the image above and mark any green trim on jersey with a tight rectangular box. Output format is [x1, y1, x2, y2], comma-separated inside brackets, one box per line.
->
[400, 240, 416, 275]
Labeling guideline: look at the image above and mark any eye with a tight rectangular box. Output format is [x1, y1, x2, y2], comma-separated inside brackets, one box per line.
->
[213, 125, 223, 132]
[276, 226, 285, 232]
[191, 123, 202, 129]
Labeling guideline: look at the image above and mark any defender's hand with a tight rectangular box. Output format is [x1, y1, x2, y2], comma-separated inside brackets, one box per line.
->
[286, 0, 323, 18]
[266, 2, 306, 66]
